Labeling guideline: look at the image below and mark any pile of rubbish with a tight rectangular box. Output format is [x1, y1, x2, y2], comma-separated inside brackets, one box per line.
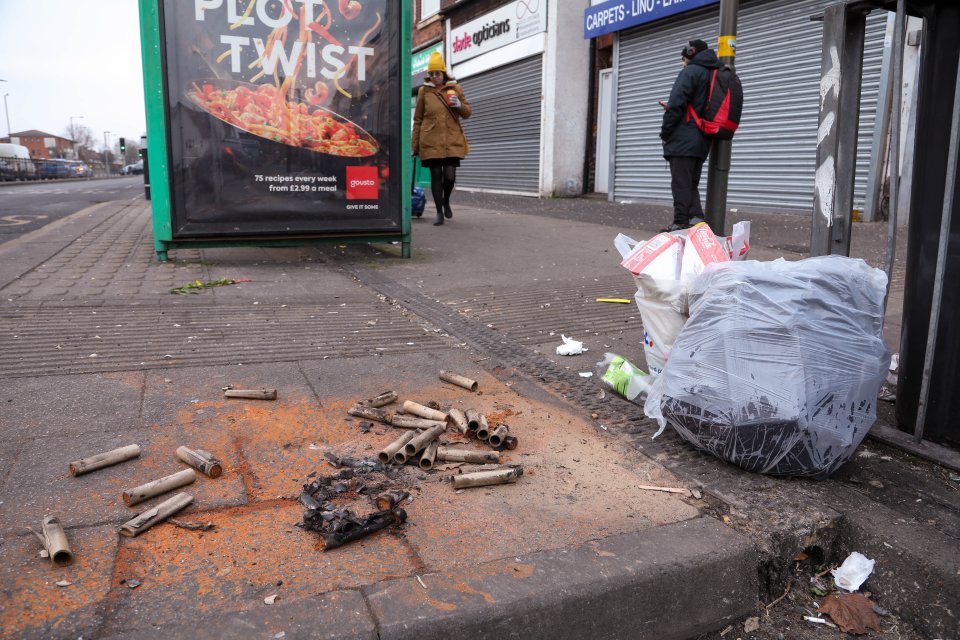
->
[299, 371, 524, 550]
[607, 224, 890, 477]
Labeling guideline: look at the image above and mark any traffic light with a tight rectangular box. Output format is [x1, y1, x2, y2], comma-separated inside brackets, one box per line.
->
[119, 137, 126, 154]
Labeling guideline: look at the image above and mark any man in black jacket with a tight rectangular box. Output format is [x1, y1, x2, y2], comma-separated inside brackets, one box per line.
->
[660, 39, 721, 232]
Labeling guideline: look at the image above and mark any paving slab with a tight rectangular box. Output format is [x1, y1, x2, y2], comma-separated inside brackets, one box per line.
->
[0, 524, 117, 639]
[0, 370, 144, 438]
[0, 426, 246, 536]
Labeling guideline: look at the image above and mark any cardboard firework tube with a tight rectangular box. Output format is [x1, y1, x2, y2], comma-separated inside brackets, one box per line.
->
[224, 388, 277, 400]
[40, 516, 74, 566]
[120, 493, 193, 537]
[349, 405, 394, 424]
[123, 469, 196, 507]
[176, 446, 223, 478]
[476, 415, 491, 441]
[465, 409, 482, 433]
[376, 489, 410, 511]
[435, 446, 500, 464]
[419, 440, 440, 470]
[503, 435, 519, 450]
[402, 425, 447, 458]
[488, 424, 509, 448]
[439, 370, 478, 392]
[451, 467, 523, 489]
[69, 444, 141, 477]
[391, 415, 447, 430]
[378, 430, 419, 464]
[402, 400, 448, 422]
[360, 390, 398, 408]
[447, 408, 470, 435]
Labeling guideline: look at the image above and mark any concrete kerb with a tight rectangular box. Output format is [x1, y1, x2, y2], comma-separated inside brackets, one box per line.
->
[98, 519, 756, 640]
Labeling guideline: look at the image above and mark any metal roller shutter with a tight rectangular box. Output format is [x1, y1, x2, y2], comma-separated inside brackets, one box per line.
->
[613, 0, 887, 213]
[457, 54, 543, 194]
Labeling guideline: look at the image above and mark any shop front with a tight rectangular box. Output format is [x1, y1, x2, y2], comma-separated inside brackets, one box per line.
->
[586, 0, 888, 214]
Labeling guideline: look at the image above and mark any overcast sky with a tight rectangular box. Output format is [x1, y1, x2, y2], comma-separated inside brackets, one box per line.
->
[0, 0, 146, 149]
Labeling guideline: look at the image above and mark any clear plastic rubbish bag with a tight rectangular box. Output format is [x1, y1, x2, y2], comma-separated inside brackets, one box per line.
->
[643, 256, 890, 477]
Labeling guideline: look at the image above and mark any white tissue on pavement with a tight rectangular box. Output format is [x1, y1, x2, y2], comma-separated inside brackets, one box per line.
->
[831, 551, 875, 591]
[556, 335, 587, 356]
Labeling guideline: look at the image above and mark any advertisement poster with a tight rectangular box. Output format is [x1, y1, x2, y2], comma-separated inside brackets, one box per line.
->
[161, 0, 400, 237]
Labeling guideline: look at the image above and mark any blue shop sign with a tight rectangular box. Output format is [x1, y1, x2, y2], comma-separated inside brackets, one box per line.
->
[584, 0, 719, 39]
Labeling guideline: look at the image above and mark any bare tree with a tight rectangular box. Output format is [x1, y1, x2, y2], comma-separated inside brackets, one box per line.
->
[64, 122, 96, 151]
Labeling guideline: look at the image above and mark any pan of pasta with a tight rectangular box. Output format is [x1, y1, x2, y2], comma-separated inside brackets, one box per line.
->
[186, 79, 379, 158]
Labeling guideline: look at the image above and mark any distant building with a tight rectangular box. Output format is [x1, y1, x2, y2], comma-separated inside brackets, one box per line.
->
[2, 130, 75, 159]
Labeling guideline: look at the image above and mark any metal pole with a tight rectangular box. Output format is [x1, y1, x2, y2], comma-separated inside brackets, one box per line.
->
[882, 0, 906, 313]
[913, 48, 960, 444]
[103, 131, 111, 176]
[704, 0, 738, 235]
[3, 93, 10, 137]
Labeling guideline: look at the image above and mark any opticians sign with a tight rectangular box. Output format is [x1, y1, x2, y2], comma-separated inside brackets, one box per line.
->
[584, 0, 718, 39]
[450, 0, 547, 65]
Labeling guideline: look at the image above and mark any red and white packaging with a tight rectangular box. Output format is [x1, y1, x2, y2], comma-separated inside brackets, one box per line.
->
[680, 223, 729, 282]
[620, 233, 682, 280]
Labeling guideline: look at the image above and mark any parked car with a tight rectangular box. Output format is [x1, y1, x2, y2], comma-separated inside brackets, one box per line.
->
[0, 143, 37, 181]
[38, 159, 71, 179]
[67, 161, 89, 177]
[121, 162, 143, 175]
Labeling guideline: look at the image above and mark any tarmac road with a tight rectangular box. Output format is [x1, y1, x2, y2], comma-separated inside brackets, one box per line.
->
[0, 176, 144, 245]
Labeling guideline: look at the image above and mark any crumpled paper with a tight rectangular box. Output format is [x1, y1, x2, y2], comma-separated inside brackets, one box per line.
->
[831, 551, 875, 591]
[556, 335, 587, 356]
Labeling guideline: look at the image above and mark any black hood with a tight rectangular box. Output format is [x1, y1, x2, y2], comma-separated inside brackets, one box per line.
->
[690, 48, 721, 69]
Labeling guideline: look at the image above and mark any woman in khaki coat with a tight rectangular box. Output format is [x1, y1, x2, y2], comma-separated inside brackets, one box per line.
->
[412, 52, 472, 226]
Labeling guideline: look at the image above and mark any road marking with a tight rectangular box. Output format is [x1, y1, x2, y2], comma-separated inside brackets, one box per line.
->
[0, 214, 50, 226]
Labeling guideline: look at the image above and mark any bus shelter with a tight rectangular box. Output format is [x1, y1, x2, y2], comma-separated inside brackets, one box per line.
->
[138, 0, 411, 260]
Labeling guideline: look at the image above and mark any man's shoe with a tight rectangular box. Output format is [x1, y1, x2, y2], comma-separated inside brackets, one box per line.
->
[660, 223, 688, 232]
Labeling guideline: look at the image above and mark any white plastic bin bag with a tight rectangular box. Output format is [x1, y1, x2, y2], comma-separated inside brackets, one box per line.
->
[643, 256, 890, 477]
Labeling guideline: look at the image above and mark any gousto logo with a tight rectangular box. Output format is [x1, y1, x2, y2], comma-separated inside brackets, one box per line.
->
[346, 166, 379, 200]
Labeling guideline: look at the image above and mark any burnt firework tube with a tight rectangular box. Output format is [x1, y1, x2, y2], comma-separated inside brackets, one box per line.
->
[378, 430, 419, 464]
[439, 370, 478, 392]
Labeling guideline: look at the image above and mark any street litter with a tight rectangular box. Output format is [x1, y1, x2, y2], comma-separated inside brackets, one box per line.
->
[224, 388, 277, 400]
[359, 390, 398, 408]
[176, 446, 223, 478]
[69, 444, 141, 476]
[436, 447, 500, 464]
[168, 519, 216, 531]
[55, 580, 72, 587]
[614, 222, 750, 377]
[264, 594, 278, 605]
[419, 441, 439, 469]
[818, 593, 882, 634]
[30, 516, 73, 566]
[643, 256, 889, 477]
[439, 370, 478, 391]
[299, 465, 408, 551]
[402, 400, 448, 422]
[451, 466, 523, 489]
[349, 404, 394, 423]
[447, 408, 470, 435]
[556, 335, 587, 356]
[596, 353, 651, 404]
[120, 493, 194, 537]
[578, 372, 593, 378]
[123, 469, 196, 507]
[487, 424, 510, 448]
[636, 484, 689, 495]
[391, 415, 446, 430]
[169, 277, 250, 295]
[831, 551, 875, 591]
[595, 298, 631, 304]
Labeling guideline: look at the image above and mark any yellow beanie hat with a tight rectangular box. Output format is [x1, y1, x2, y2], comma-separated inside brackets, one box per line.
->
[427, 51, 447, 73]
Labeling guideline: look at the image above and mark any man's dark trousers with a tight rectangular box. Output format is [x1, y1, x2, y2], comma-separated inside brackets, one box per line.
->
[669, 156, 705, 226]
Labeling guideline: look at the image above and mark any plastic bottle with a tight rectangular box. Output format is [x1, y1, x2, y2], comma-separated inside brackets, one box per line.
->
[596, 353, 652, 403]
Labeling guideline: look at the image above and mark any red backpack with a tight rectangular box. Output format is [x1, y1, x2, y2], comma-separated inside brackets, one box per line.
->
[686, 65, 743, 140]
